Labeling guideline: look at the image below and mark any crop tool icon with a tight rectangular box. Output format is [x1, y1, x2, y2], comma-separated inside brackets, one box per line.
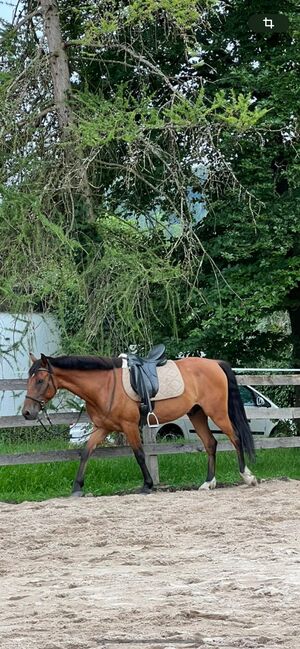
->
[263, 17, 274, 29]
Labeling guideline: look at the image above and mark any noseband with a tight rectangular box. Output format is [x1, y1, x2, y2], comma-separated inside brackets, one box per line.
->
[25, 368, 56, 410]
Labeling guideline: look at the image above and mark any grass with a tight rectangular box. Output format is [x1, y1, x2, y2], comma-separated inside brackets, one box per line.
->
[0, 436, 299, 502]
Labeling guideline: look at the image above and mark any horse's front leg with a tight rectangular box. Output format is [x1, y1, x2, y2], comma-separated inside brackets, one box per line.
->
[72, 426, 107, 497]
[122, 422, 153, 494]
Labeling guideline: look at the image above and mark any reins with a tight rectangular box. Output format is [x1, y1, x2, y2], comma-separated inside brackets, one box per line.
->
[26, 367, 85, 437]
[37, 405, 85, 438]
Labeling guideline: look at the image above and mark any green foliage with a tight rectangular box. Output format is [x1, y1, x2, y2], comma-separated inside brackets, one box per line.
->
[125, 0, 204, 32]
[74, 85, 268, 174]
[211, 90, 270, 130]
[0, 0, 263, 357]
[0, 184, 80, 312]
[168, 0, 300, 365]
[77, 0, 206, 40]
[73, 86, 165, 147]
[0, 0, 299, 372]
[72, 216, 185, 352]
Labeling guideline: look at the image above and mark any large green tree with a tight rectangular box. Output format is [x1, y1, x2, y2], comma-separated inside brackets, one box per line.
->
[165, 0, 300, 369]
[0, 0, 267, 353]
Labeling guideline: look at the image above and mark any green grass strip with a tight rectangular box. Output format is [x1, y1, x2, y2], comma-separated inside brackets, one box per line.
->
[0, 448, 299, 503]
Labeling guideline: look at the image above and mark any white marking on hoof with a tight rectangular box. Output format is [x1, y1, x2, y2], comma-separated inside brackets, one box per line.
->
[71, 490, 84, 498]
[199, 477, 217, 491]
[240, 466, 258, 486]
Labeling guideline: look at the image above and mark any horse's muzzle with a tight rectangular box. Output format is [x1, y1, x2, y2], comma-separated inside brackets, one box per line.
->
[22, 407, 39, 420]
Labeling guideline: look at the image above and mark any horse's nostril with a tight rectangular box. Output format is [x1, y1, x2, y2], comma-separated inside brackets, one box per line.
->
[23, 410, 31, 419]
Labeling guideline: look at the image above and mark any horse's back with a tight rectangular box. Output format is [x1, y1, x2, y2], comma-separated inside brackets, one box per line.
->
[175, 356, 228, 384]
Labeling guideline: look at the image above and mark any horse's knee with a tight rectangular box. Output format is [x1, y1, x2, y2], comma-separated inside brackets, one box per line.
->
[86, 428, 107, 453]
[80, 447, 90, 461]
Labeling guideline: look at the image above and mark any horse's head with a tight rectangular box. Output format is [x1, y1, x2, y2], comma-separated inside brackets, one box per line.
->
[22, 353, 57, 420]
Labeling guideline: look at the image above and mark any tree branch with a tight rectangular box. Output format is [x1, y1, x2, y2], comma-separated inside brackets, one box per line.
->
[18, 105, 56, 128]
[66, 39, 182, 97]
[12, 8, 41, 30]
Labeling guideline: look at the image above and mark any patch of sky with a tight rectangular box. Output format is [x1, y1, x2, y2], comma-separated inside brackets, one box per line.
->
[109, 162, 207, 240]
[70, 71, 80, 85]
[0, 0, 19, 25]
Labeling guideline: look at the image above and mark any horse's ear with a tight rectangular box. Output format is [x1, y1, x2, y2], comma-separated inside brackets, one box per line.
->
[40, 353, 48, 367]
[29, 352, 37, 363]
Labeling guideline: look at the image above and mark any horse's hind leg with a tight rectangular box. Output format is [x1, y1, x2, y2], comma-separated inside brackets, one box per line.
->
[188, 406, 217, 490]
[208, 412, 257, 486]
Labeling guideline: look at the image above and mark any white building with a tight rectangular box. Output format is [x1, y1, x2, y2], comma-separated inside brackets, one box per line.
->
[0, 312, 61, 416]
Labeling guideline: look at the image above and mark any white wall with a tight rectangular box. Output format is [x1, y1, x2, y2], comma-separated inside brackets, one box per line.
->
[0, 313, 61, 416]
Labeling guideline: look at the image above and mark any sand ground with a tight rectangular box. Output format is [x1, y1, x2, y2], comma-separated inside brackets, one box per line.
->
[0, 479, 299, 649]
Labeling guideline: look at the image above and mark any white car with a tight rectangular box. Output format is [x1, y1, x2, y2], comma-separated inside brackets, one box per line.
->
[70, 385, 278, 444]
[154, 385, 279, 442]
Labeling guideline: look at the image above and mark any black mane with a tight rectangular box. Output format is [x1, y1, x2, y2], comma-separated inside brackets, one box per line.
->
[29, 355, 122, 375]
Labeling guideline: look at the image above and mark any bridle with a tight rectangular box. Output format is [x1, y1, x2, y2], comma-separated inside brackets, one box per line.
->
[25, 367, 59, 431]
[25, 365, 85, 436]
[25, 367, 57, 410]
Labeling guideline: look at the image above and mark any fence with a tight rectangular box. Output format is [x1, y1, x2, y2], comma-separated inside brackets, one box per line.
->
[1, 374, 300, 484]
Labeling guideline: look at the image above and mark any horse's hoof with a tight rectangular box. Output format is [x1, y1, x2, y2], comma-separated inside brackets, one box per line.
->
[240, 467, 258, 486]
[199, 477, 217, 491]
[71, 491, 84, 498]
[140, 485, 153, 495]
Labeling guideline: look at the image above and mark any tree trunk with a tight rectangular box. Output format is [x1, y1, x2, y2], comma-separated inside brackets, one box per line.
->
[40, 0, 94, 222]
[40, 0, 72, 132]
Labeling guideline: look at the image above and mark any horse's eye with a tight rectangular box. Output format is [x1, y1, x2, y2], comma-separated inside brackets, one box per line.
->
[37, 379, 44, 384]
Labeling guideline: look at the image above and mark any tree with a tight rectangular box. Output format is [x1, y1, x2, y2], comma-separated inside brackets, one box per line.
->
[0, 0, 268, 353]
[166, 0, 300, 369]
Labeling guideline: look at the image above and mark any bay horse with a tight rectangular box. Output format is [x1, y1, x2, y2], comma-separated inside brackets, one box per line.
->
[22, 353, 257, 496]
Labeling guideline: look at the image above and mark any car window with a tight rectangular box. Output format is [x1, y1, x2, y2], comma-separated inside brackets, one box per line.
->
[239, 386, 256, 406]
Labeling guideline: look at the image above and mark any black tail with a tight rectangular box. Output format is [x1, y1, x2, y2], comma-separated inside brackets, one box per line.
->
[218, 361, 255, 462]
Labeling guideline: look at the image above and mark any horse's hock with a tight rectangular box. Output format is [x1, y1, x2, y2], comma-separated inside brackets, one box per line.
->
[0, 479, 299, 649]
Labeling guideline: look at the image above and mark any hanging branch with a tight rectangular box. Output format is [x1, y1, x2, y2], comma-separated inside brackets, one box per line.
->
[12, 7, 41, 30]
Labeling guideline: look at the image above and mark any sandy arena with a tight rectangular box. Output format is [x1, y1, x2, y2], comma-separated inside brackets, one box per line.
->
[0, 479, 299, 649]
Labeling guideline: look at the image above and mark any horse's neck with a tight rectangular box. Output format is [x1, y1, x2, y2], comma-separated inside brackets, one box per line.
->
[54, 368, 111, 407]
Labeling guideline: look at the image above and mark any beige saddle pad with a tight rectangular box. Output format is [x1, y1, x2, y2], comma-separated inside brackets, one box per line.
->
[122, 360, 184, 402]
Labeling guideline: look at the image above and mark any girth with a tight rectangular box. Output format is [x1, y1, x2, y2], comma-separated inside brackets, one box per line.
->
[127, 344, 167, 426]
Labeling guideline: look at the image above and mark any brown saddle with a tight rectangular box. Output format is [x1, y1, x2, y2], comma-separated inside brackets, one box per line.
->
[122, 358, 184, 426]
[126, 344, 167, 425]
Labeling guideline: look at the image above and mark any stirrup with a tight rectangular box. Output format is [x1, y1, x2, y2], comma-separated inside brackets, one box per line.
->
[146, 411, 159, 428]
